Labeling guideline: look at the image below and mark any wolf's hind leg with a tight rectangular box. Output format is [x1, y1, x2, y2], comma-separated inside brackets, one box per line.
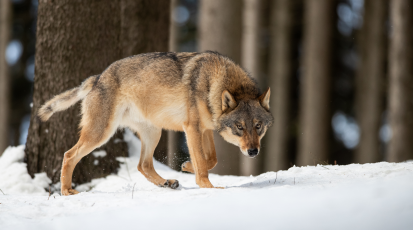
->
[60, 126, 116, 195]
[131, 122, 179, 189]
[60, 139, 97, 196]
[61, 96, 120, 195]
[182, 130, 217, 173]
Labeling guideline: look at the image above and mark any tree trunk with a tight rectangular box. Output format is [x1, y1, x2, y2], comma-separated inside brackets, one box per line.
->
[0, 0, 12, 155]
[167, 0, 183, 171]
[297, 0, 334, 166]
[355, 0, 387, 163]
[120, 0, 171, 165]
[199, 0, 243, 175]
[387, 0, 413, 162]
[264, 0, 298, 171]
[120, 0, 170, 56]
[169, 0, 179, 53]
[239, 0, 265, 176]
[25, 0, 128, 185]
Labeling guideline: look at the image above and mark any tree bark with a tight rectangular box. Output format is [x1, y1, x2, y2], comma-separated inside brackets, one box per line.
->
[264, 0, 297, 171]
[25, 0, 128, 185]
[387, 0, 413, 162]
[240, 0, 265, 176]
[355, 0, 387, 163]
[297, 0, 334, 166]
[120, 0, 171, 165]
[0, 0, 12, 155]
[120, 0, 170, 56]
[199, 0, 243, 175]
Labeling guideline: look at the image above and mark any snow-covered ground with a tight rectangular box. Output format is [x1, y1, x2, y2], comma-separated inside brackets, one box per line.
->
[1, 130, 413, 230]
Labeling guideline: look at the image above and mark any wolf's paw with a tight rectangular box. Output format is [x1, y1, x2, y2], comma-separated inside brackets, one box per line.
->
[181, 161, 194, 173]
[61, 188, 79, 196]
[161, 179, 180, 189]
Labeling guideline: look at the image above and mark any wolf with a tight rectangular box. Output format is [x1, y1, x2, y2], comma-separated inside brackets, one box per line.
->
[38, 51, 273, 195]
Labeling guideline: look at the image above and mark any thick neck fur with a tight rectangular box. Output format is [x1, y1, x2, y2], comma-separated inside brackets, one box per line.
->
[181, 51, 261, 127]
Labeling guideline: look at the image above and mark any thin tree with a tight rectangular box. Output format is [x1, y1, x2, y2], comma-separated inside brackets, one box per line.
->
[297, 0, 334, 166]
[0, 0, 12, 155]
[167, 0, 183, 171]
[120, 0, 171, 165]
[169, 0, 179, 53]
[240, 0, 265, 176]
[387, 0, 413, 162]
[26, 0, 128, 184]
[355, 0, 387, 164]
[198, 0, 243, 175]
[265, 0, 298, 171]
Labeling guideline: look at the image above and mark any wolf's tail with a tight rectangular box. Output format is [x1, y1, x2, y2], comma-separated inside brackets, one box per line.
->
[38, 75, 99, 122]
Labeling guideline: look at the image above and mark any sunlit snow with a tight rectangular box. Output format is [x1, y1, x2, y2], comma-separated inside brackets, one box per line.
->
[0, 132, 412, 230]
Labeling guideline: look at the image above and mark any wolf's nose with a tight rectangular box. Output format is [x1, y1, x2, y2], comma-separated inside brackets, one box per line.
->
[248, 148, 259, 157]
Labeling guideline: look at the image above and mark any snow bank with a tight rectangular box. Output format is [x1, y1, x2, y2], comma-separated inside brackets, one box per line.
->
[1, 132, 412, 230]
[0, 146, 50, 195]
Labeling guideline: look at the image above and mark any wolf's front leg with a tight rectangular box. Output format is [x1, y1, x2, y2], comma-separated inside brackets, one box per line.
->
[183, 125, 217, 188]
[182, 130, 217, 173]
[133, 123, 179, 189]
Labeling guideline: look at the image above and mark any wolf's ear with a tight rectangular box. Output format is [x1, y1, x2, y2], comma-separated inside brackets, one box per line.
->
[258, 87, 270, 110]
[222, 90, 237, 112]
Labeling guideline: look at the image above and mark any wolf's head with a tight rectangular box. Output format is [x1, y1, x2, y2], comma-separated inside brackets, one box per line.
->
[217, 88, 273, 157]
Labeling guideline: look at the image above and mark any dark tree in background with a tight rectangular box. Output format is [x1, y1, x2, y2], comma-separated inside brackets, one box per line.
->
[26, 0, 170, 185]
[25, 0, 171, 185]
[0, 0, 12, 155]
[354, 0, 387, 164]
[121, 0, 170, 56]
[198, 0, 243, 175]
[387, 0, 413, 162]
[25, 0, 127, 184]
[297, 0, 334, 166]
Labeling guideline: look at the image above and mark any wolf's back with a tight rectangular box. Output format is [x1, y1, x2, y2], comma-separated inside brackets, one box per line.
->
[38, 75, 98, 121]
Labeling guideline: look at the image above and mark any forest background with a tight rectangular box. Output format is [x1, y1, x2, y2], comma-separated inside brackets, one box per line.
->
[0, 0, 412, 186]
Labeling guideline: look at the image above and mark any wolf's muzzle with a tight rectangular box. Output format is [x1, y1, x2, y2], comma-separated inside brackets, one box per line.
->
[247, 148, 259, 157]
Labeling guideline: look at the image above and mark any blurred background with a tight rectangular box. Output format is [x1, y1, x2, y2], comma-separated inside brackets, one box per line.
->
[1, 0, 412, 180]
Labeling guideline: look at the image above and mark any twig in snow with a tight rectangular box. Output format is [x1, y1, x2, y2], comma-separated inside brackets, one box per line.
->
[132, 183, 136, 199]
[273, 172, 278, 184]
[122, 152, 132, 181]
[321, 165, 330, 170]
[91, 203, 95, 207]
[48, 186, 51, 200]
[0, 189, 5, 195]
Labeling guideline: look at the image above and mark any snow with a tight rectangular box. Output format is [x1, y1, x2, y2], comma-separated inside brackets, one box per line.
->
[0, 132, 413, 230]
[0, 146, 51, 195]
[92, 150, 107, 158]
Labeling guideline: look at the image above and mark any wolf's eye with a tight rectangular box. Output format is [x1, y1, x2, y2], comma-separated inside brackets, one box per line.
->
[236, 124, 243, 130]
[256, 124, 262, 129]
